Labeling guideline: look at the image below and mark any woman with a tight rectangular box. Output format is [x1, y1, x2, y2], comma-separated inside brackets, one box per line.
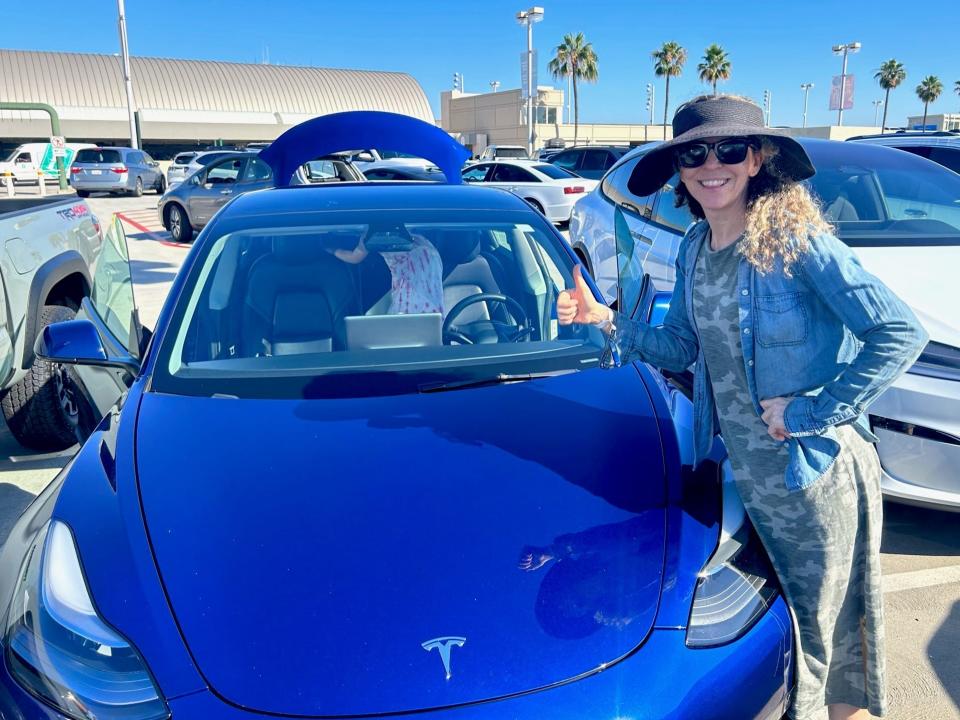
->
[558, 94, 927, 720]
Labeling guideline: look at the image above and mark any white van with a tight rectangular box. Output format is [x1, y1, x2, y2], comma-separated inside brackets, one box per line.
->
[0, 142, 95, 184]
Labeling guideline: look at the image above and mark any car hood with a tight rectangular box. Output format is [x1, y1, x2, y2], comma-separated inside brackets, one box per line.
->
[135, 370, 667, 716]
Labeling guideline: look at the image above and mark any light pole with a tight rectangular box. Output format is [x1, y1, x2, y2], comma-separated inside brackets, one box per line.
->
[117, 0, 138, 149]
[832, 41, 861, 126]
[645, 83, 655, 126]
[516, 6, 544, 156]
[490, 80, 500, 93]
[800, 83, 814, 128]
[763, 90, 772, 126]
[872, 99, 884, 127]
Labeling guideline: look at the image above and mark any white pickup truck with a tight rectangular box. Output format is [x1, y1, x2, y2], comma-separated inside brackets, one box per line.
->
[0, 196, 101, 450]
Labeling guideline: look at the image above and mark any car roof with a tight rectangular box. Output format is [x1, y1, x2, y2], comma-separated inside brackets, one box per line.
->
[219, 182, 535, 219]
[847, 134, 960, 148]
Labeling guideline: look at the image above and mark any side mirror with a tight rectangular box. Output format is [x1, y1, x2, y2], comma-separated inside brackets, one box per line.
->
[35, 319, 140, 374]
[648, 291, 672, 327]
[150, 160, 159, 168]
[355, 151, 375, 163]
[191, 174, 201, 186]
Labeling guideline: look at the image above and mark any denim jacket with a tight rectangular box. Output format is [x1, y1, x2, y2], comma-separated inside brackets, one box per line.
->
[609, 221, 928, 491]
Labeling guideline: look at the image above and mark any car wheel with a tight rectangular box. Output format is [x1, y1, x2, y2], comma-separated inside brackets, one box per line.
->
[0, 305, 82, 451]
[525, 198, 545, 215]
[167, 204, 193, 243]
[156, 176, 166, 195]
[76, 190, 89, 198]
[131, 176, 144, 197]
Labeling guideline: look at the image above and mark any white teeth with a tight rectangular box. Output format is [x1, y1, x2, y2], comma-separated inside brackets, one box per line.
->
[700, 179, 729, 188]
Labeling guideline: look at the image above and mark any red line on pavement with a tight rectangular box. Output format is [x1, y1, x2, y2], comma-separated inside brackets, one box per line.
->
[115, 212, 190, 249]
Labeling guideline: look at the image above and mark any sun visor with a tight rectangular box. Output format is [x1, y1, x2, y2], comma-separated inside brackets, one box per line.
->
[260, 111, 470, 188]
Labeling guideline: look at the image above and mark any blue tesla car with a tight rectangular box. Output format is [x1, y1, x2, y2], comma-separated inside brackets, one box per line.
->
[0, 113, 792, 720]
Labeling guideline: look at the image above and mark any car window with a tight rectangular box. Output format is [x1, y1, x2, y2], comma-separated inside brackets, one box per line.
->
[462, 164, 492, 182]
[652, 175, 695, 232]
[75, 149, 122, 164]
[206, 159, 243, 184]
[581, 150, 610, 173]
[364, 170, 397, 180]
[153, 208, 606, 400]
[550, 151, 579, 172]
[496, 148, 528, 159]
[533, 164, 577, 180]
[928, 147, 960, 174]
[600, 154, 656, 218]
[490, 164, 537, 183]
[807, 148, 960, 240]
[91, 216, 140, 355]
[197, 153, 229, 167]
[241, 157, 273, 182]
[174, 153, 197, 165]
[14, 152, 32, 164]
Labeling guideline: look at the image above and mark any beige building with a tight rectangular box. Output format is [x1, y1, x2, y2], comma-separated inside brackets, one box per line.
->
[904, 113, 960, 132]
[782, 125, 882, 141]
[440, 87, 668, 155]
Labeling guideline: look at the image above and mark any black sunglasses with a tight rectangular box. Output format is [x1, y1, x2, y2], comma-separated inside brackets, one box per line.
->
[675, 138, 759, 168]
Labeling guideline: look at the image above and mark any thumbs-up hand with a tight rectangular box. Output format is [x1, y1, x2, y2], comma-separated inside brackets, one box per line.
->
[557, 265, 608, 326]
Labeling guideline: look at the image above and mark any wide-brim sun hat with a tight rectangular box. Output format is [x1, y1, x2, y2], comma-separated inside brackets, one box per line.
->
[627, 95, 816, 197]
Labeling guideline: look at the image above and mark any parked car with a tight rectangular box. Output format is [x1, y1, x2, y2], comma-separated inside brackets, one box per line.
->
[478, 144, 529, 160]
[159, 153, 364, 243]
[362, 162, 445, 181]
[1, 112, 794, 720]
[461, 160, 597, 223]
[69, 147, 165, 197]
[570, 138, 960, 511]
[0, 195, 100, 450]
[534, 146, 564, 161]
[546, 145, 633, 180]
[166, 151, 199, 188]
[847, 132, 960, 174]
[0, 142, 95, 184]
[347, 148, 435, 172]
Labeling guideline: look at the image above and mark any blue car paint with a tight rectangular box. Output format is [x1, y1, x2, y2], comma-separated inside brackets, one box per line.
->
[1, 180, 792, 718]
[259, 111, 471, 188]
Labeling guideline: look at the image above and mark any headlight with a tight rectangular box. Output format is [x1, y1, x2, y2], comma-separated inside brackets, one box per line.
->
[909, 341, 960, 381]
[685, 462, 781, 648]
[3, 520, 168, 720]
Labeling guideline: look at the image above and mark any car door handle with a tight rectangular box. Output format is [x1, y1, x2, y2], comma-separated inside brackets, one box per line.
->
[220, 189, 233, 195]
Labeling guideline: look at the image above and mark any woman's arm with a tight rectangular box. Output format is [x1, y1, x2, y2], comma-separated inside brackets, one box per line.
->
[783, 232, 929, 436]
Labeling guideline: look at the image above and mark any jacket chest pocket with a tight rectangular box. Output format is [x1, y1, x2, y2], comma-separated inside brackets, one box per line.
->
[755, 292, 808, 347]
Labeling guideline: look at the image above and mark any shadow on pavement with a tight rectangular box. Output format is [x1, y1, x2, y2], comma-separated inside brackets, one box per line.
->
[0, 482, 37, 546]
[881, 501, 960, 558]
[928, 600, 960, 711]
[130, 258, 178, 285]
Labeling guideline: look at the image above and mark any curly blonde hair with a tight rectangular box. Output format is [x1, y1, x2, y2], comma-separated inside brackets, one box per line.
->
[674, 96, 832, 275]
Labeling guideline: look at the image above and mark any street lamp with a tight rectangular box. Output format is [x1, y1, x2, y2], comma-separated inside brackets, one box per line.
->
[117, 0, 138, 149]
[762, 89, 772, 126]
[490, 80, 500, 93]
[800, 83, 814, 128]
[872, 99, 884, 127]
[832, 41, 861, 126]
[516, 6, 544, 156]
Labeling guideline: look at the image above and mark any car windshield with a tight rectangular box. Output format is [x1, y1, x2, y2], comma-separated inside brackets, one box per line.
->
[497, 148, 528, 158]
[75, 149, 122, 164]
[173, 153, 197, 165]
[197, 153, 230, 167]
[535, 163, 577, 180]
[808, 148, 960, 242]
[153, 207, 603, 399]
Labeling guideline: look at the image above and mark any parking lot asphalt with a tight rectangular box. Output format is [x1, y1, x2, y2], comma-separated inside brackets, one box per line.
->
[0, 186, 957, 719]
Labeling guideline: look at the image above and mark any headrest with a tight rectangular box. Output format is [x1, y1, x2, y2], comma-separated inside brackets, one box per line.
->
[435, 229, 482, 270]
[272, 236, 325, 265]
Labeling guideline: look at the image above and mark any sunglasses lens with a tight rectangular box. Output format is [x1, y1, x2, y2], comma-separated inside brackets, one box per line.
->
[677, 144, 708, 168]
[715, 140, 751, 164]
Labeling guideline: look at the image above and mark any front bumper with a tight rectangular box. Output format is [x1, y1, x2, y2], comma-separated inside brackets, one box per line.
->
[1, 597, 791, 719]
[870, 369, 960, 511]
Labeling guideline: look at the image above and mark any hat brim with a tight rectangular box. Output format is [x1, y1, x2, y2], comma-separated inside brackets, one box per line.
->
[626, 125, 816, 197]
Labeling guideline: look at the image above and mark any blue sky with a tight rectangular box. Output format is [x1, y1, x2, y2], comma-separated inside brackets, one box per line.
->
[2, 0, 957, 128]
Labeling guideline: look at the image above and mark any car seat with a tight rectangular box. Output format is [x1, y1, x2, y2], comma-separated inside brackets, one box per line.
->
[242, 237, 358, 355]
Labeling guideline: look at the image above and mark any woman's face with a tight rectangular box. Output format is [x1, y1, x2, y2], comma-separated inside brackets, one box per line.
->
[678, 136, 763, 218]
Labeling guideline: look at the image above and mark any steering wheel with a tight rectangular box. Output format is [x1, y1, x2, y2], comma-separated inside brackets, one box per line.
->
[443, 293, 532, 345]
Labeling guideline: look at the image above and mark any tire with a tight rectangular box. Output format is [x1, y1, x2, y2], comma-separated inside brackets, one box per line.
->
[525, 198, 545, 215]
[131, 176, 144, 197]
[167, 204, 193, 243]
[156, 176, 166, 195]
[1, 305, 82, 451]
[76, 190, 90, 198]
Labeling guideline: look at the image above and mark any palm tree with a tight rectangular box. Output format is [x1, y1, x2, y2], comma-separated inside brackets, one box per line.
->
[547, 33, 599, 145]
[874, 59, 906, 133]
[916, 75, 944, 132]
[697, 44, 731, 95]
[652, 41, 687, 128]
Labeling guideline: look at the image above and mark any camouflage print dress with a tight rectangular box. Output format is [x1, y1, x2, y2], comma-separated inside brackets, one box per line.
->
[691, 237, 887, 719]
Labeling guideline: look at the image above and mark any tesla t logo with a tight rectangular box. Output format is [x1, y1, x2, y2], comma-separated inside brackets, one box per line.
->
[421, 636, 466, 680]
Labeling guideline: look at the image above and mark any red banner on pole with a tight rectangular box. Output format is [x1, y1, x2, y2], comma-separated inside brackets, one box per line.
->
[829, 75, 855, 111]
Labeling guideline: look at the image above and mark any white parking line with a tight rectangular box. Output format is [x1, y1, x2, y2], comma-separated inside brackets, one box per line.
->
[883, 564, 960, 594]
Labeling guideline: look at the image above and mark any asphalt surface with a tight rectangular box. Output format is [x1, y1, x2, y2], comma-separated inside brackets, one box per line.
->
[0, 185, 957, 719]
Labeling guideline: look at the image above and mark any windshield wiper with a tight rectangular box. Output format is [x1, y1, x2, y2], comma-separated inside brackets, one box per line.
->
[419, 369, 577, 394]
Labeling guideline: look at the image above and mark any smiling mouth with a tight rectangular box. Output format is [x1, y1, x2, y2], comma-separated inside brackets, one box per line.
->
[699, 179, 730, 188]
